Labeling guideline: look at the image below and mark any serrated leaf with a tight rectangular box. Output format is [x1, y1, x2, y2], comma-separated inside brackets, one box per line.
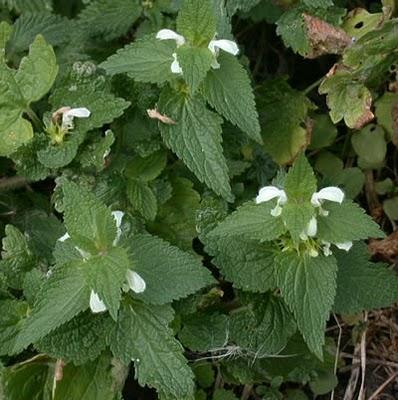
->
[209, 201, 286, 242]
[1, 0, 52, 13]
[100, 36, 175, 84]
[0, 116, 33, 156]
[179, 312, 229, 352]
[129, 233, 214, 304]
[158, 87, 232, 201]
[177, 45, 213, 93]
[202, 53, 261, 142]
[125, 150, 167, 182]
[276, 252, 337, 359]
[0, 224, 35, 289]
[282, 202, 314, 242]
[37, 311, 112, 365]
[0, 299, 28, 355]
[63, 181, 117, 254]
[126, 179, 157, 221]
[15, 34, 58, 104]
[108, 301, 195, 399]
[334, 243, 398, 314]
[207, 236, 277, 293]
[302, 0, 333, 8]
[84, 248, 130, 321]
[13, 262, 90, 352]
[230, 294, 296, 356]
[317, 200, 384, 243]
[177, 0, 216, 46]
[54, 353, 116, 400]
[257, 79, 313, 164]
[78, 0, 142, 41]
[319, 67, 374, 129]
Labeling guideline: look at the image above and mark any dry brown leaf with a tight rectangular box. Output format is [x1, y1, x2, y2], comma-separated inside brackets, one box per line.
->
[147, 108, 176, 125]
[353, 96, 375, 130]
[303, 14, 353, 59]
[369, 229, 398, 264]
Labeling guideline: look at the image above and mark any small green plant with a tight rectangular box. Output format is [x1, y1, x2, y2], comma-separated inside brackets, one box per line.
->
[0, 0, 398, 399]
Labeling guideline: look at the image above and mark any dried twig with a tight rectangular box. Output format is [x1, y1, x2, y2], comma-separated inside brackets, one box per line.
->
[368, 372, 398, 400]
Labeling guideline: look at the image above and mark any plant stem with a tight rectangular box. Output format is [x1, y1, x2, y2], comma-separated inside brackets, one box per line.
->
[0, 176, 27, 192]
[302, 77, 324, 95]
[26, 107, 44, 131]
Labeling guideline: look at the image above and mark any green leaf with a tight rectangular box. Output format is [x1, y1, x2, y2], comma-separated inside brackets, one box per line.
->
[108, 301, 195, 399]
[158, 88, 232, 201]
[284, 154, 317, 202]
[276, 252, 337, 359]
[230, 294, 296, 355]
[319, 68, 374, 129]
[179, 312, 229, 352]
[302, 0, 333, 7]
[15, 34, 58, 104]
[282, 202, 314, 242]
[125, 150, 167, 182]
[63, 181, 117, 254]
[213, 389, 239, 400]
[317, 200, 384, 244]
[100, 36, 175, 84]
[334, 243, 398, 314]
[0, 299, 28, 355]
[84, 248, 130, 320]
[177, 0, 216, 46]
[0, 116, 33, 157]
[126, 179, 157, 221]
[202, 53, 261, 142]
[257, 79, 313, 164]
[0, 21, 11, 61]
[308, 114, 338, 150]
[207, 236, 277, 293]
[78, 0, 142, 41]
[129, 233, 214, 304]
[0, 225, 35, 289]
[54, 353, 117, 400]
[375, 92, 398, 142]
[37, 311, 112, 365]
[176, 45, 213, 93]
[209, 201, 286, 242]
[13, 262, 90, 352]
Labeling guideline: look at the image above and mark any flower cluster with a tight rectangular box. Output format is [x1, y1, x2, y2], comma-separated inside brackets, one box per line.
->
[256, 185, 352, 257]
[58, 210, 146, 313]
[155, 29, 239, 74]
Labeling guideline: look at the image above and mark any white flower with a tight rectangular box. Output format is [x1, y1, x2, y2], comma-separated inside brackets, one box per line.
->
[57, 232, 90, 259]
[335, 242, 353, 251]
[156, 29, 185, 46]
[311, 187, 344, 216]
[321, 240, 353, 256]
[308, 248, 319, 258]
[126, 270, 146, 293]
[171, 53, 182, 74]
[112, 210, 124, 246]
[208, 39, 239, 69]
[89, 291, 107, 313]
[322, 241, 332, 257]
[61, 107, 91, 131]
[256, 186, 287, 217]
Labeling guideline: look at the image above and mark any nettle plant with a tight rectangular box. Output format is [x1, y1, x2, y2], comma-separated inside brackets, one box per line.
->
[0, 0, 398, 399]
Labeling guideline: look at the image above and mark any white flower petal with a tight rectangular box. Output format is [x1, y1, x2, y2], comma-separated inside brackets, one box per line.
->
[256, 186, 286, 204]
[300, 232, 308, 241]
[61, 107, 91, 130]
[171, 53, 182, 74]
[306, 216, 318, 237]
[311, 187, 345, 207]
[126, 270, 146, 293]
[89, 291, 107, 313]
[309, 248, 319, 258]
[211, 58, 220, 69]
[208, 39, 239, 56]
[58, 232, 70, 242]
[335, 242, 353, 252]
[112, 211, 124, 246]
[270, 204, 282, 217]
[156, 29, 185, 46]
[322, 241, 332, 256]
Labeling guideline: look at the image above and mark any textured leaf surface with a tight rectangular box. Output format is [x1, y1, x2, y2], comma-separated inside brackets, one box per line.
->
[100, 37, 175, 84]
[63, 181, 117, 254]
[130, 233, 214, 304]
[109, 301, 195, 399]
[127, 179, 157, 221]
[15, 34, 58, 104]
[176, 45, 213, 93]
[177, 0, 216, 46]
[13, 262, 90, 352]
[317, 200, 384, 243]
[334, 244, 398, 314]
[276, 252, 337, 359]
[37, 311, 112, 364]
[158, 88, 232, 201]
[209, 201, 286, 242]
[202, 53, 261, 142]
[207, 236, 277, 293]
